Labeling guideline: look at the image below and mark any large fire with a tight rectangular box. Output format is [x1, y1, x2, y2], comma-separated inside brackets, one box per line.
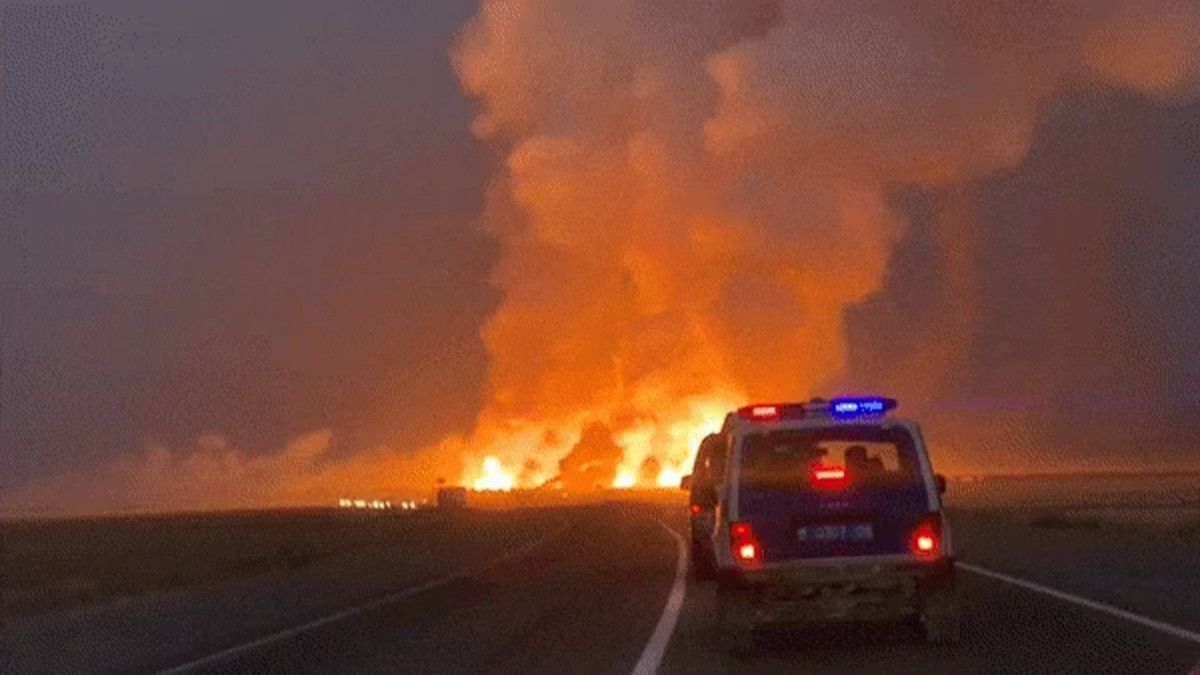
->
[444, 0, 1200, 500]
[472, 456, 516, 492]
[460, 391, 740, 492]
[610, 392, 742, 488]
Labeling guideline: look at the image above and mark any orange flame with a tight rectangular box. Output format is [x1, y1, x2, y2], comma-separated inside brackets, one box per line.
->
[472, 456, 515, 491]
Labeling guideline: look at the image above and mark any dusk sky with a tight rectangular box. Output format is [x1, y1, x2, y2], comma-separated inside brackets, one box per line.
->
[2, 1, 1199, 514]
[2, 1, 494, 504]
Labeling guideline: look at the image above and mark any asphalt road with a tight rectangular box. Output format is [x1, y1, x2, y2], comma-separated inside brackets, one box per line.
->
[164, 503, 1200, 675]
[169, 504, 674, 675]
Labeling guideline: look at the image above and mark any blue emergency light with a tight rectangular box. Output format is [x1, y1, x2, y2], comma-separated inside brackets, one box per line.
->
[829, 397, 897, 419]
[736, 396, 898, 422]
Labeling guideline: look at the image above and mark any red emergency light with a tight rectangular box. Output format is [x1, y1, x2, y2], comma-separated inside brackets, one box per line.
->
[813, 467, 846, 481]
[737, 404, 781, 421]
[810, 465, 849, 490]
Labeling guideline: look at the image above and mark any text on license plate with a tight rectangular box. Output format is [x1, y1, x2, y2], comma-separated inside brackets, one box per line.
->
[797, 523, 874, 542]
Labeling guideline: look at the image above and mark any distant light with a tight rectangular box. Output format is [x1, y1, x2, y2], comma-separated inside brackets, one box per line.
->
[730, 522, 752, 539]
[690, 503, 702, 515]
[916, 535, 935, 552]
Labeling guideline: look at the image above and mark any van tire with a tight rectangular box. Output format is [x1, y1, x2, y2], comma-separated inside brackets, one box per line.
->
[922, 611, 962, 644]
[920, 587, 962, 644]
[717, 586, 755, 656]
[689, 540, 713, 581]
[720, 624, 755, 657]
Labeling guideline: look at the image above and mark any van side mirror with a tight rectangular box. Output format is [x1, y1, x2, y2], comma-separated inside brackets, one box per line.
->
[935, 473, 947, 495]
[694, 485, 718, 509]
[679, 474, 691, 491]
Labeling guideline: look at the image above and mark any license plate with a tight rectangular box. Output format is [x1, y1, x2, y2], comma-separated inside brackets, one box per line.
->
[798, 523, 874, 542]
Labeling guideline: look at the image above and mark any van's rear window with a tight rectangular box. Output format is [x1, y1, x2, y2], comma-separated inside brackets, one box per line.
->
[739, 426, 921, 490]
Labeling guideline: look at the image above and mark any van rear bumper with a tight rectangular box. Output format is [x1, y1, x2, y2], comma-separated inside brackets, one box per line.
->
[720, 554, 955, 586]
[716, 556, 955, 626]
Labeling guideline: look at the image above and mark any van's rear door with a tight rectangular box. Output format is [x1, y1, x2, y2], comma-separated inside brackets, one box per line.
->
[735, 425, 928, 562]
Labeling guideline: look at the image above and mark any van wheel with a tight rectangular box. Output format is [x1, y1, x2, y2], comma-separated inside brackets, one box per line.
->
[720, 623, 755, 657]
[688, 541, 713, 581]
[717, 586, 755, 656]
[920, 587, 962, 644]
[922, 611, 961, 644]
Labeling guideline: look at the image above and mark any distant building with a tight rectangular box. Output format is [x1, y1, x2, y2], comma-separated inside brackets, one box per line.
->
[436, 486, 468, 509]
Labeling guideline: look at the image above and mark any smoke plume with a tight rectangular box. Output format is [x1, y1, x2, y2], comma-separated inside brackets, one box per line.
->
[450, 0, 1200, 486]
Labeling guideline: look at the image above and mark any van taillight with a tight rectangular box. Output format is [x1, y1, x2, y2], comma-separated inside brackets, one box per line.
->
[730, 521, 760, 564]
[909, 513, 943, 558]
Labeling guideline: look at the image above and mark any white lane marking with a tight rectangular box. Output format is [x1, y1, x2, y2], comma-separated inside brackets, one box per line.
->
[161, 520, 569, 674]
[631, 520, 688, 675]
[958, 562, 1200, 645]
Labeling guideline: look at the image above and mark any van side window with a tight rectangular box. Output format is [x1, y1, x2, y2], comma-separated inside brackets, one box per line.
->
[709, 432, 729, 482]
[695, 434, 722, 486]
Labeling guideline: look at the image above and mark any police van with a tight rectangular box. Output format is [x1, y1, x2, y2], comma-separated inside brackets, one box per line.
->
[682, 397, 960, 650]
